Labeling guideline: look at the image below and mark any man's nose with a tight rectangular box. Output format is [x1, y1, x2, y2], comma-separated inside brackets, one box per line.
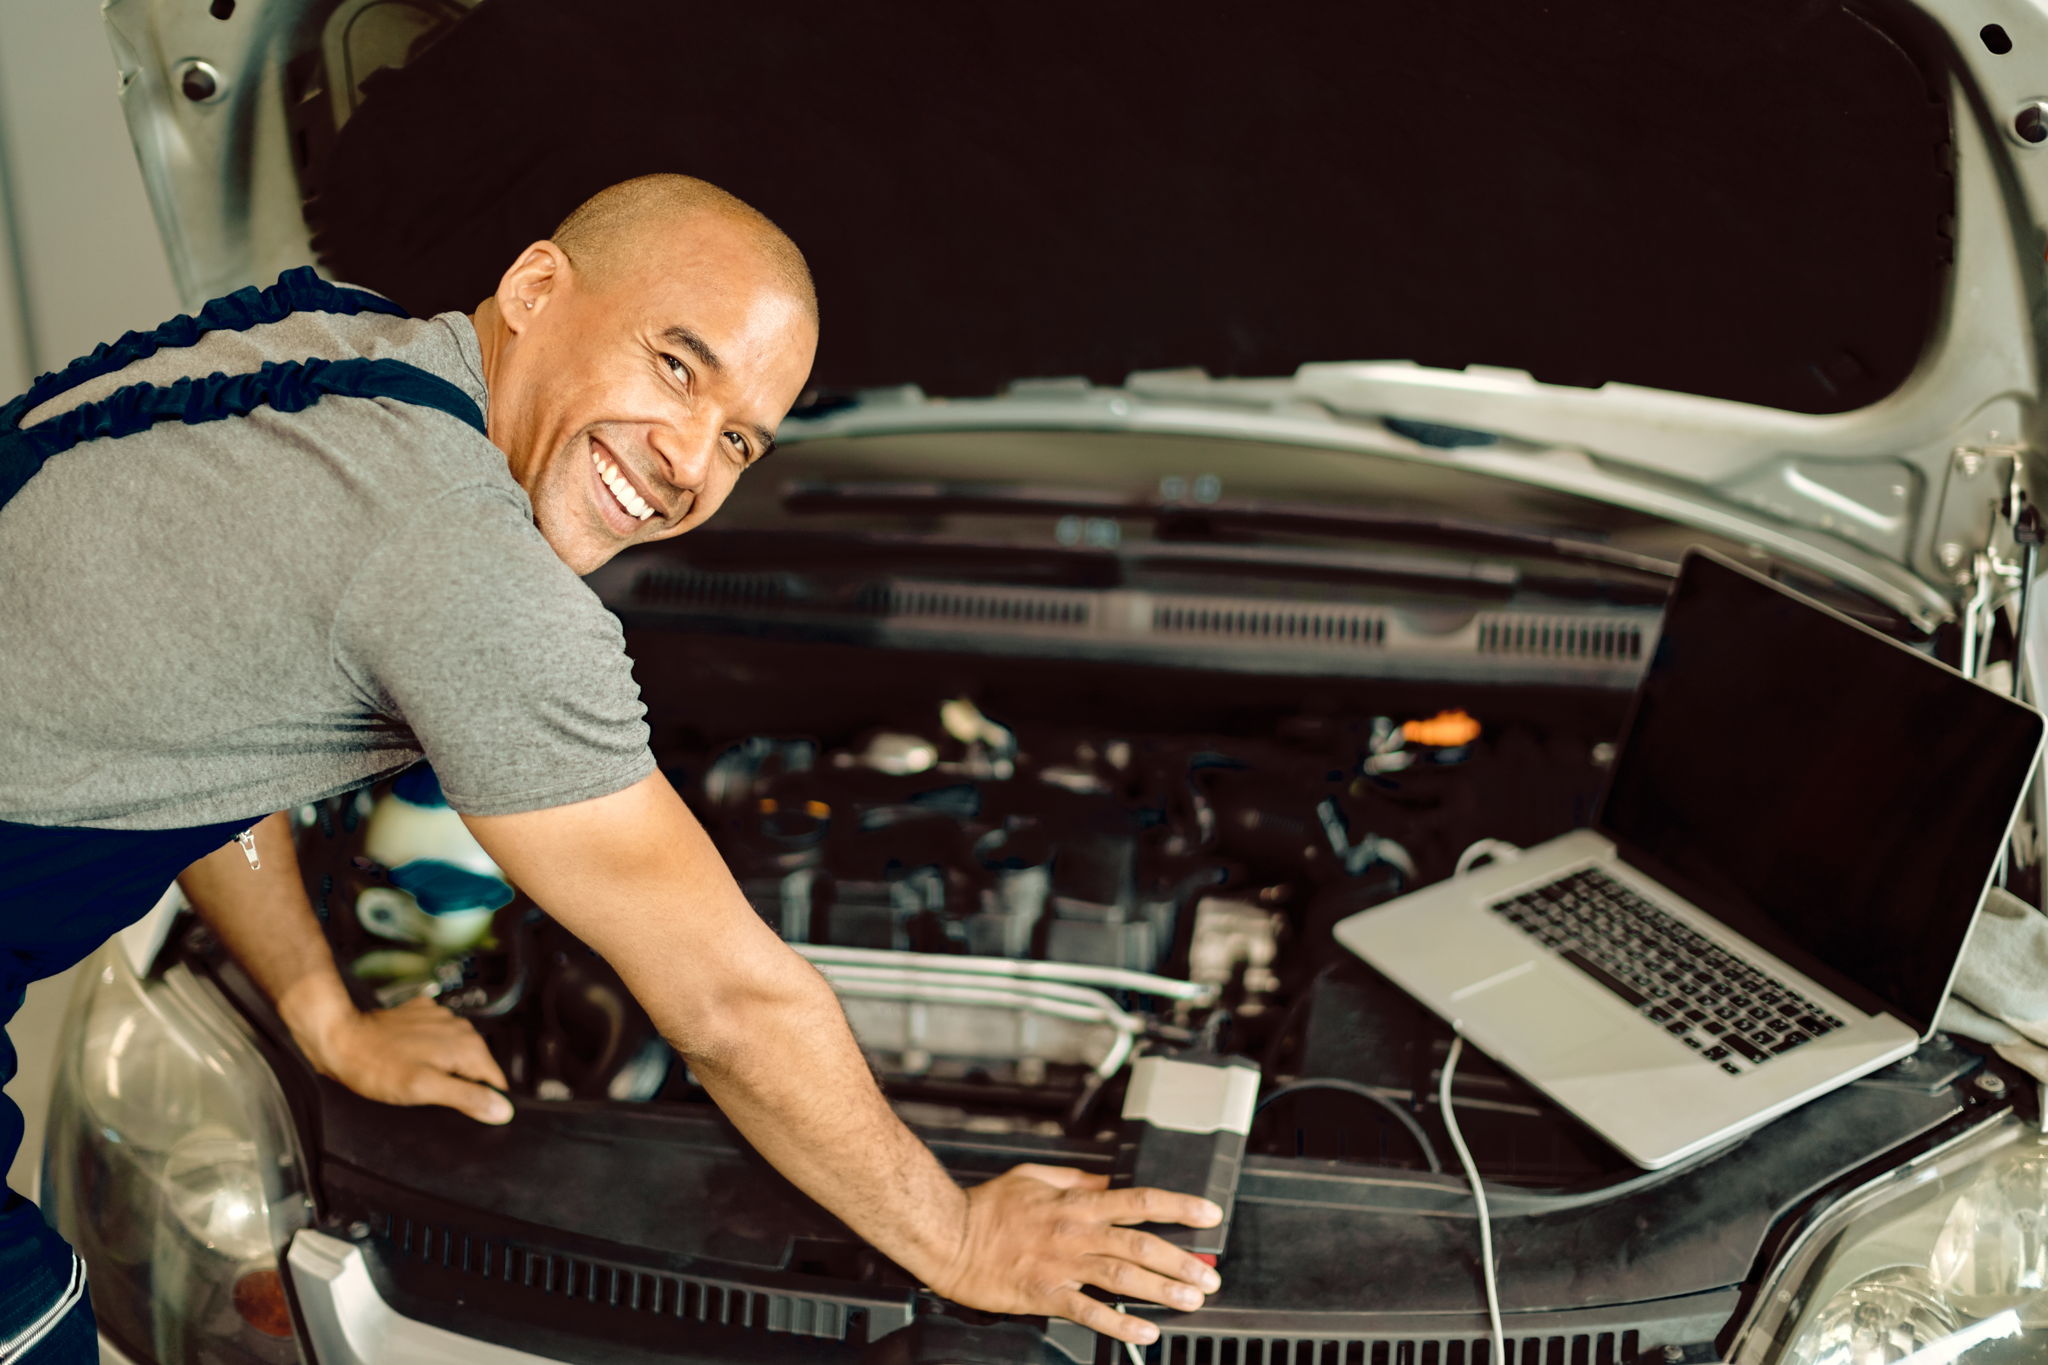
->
[648, 419, 723, 499]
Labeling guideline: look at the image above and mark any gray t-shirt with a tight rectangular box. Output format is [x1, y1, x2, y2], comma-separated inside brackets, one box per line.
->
[0, 300, 654, 830]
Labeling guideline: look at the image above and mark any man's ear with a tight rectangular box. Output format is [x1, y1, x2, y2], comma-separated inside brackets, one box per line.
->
[495, 240, 571, 333]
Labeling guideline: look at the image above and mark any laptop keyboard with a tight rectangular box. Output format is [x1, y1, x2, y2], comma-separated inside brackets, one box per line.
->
[1491, 868, 1846, 1076]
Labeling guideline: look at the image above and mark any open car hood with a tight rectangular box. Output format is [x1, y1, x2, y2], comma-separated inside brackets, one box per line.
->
[101, 0, 2048, 628]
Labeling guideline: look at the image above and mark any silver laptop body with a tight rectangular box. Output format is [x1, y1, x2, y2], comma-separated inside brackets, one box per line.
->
[1336, 550, 2043, 1169]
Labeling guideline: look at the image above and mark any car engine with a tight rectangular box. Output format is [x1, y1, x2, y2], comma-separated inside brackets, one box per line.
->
[297, 660, 1623, 1177]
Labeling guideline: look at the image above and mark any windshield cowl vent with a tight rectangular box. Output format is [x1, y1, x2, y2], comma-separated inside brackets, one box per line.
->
[883, 584, 1094, 626]
[1476, 612, 1645, 661]
[633, 567, 792, 611]
[618, 569, 1660, 688]
[1153, 601, 1387, 646]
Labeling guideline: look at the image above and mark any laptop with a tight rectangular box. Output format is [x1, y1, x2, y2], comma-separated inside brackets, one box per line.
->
[1335, 548, 2045, 1169]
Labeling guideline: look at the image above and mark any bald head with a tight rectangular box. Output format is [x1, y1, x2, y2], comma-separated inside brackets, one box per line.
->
[551, 174, 816, 324]
[471, 173, 820, 574]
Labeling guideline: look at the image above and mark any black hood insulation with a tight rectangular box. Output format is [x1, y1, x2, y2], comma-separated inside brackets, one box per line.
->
[308, 0, 1951, 414]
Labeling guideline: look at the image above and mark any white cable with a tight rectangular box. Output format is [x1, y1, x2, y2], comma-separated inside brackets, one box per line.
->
[1113, 1304, 1146, 1365]
[1376, 836, 1419, 883]
[810, 962, 1138, 1013]
[1126, 1342, 1144, 1365]
[818, 974, 1135, 1026]
[814, 973, 1140, 1076]
[1454, 838, 1523, 878]
[795, 942, 1212, 1001]
[1439, 1035, 1506, 1365]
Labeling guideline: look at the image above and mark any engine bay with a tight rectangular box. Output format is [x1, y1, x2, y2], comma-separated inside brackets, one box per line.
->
[295, 641, 1636, 1184]
[231, 638, 2021, 1363]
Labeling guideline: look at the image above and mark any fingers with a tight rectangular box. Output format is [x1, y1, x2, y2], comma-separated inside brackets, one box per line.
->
[1094, 1184, 1223, 1229]
[1009, 1164, 1109, 1191]
[1105, 1227, 1222, 1294]
[385, 1000, 512, 1090]
[1077, 1255, 1209, 1312]
[403, 1068, 514, 1125]
[940, 1168, 1221, 1341]
[443, 1023, 512, 1090]
[1058, 1292, 1158, 1346]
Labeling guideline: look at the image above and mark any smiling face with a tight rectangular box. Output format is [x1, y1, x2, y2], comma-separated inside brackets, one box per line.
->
[476, 210, 818, 575]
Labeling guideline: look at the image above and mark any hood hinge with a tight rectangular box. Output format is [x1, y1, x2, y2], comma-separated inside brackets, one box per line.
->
[1933, 441, 2026, 589]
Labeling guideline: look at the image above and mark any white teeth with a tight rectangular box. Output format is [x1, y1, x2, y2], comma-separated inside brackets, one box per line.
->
[591, 450, 655, 522]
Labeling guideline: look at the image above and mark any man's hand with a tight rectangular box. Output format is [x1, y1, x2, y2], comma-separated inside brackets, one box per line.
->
[178, 811, 511, 1126]
[466, 776, 1220, 1346]
[291, 995, 513, 1126]
[931, 1164, 1224, 1347]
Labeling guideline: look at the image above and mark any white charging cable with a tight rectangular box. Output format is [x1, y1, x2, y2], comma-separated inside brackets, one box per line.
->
[1111, 1303, 1146, 1364]
[1454, 838, 1523, 879]
[1440, 1034, 1506, 1363]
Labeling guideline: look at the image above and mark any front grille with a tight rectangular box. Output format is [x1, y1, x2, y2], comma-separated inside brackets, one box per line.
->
[371, 1209, 864, 1341]
[1152, 1328, 1641, 1364]
[343, 1192, 1728, 1365]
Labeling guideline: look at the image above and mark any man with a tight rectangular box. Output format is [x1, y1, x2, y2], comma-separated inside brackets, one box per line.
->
[0, 175, 1217, 1357]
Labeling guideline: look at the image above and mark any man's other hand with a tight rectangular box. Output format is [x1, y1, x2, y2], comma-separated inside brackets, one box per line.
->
[298, 996, 513, 1125]
[931, 1164, 1224, 1346]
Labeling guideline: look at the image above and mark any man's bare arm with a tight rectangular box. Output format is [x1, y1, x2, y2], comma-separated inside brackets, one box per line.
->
[177, 811, 512, 1123]
[463, 771, 1221, 1345]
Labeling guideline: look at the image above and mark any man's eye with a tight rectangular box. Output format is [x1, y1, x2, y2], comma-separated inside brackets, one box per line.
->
[662, 353, 686, 378]
[724, 431, 751, 461]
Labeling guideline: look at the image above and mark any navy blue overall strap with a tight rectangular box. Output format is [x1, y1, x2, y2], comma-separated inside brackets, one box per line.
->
[0, 356, 488, 505]
[0, 265, 406, 432]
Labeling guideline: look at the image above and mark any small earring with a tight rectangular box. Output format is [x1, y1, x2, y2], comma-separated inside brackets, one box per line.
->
[522, 300, 533, 310]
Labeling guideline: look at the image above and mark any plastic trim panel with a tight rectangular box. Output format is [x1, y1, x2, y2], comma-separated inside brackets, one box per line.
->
[289, 1229, 568, 1365]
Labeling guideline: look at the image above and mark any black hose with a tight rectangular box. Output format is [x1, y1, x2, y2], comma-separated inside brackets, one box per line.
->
[450, 905, 537, 1019]
[1259, 963, 1337, 1075]
[1253, 1077, 1444, 1173]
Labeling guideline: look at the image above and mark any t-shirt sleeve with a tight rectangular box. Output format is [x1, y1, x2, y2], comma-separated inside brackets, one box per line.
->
[331, 482, 655, 815]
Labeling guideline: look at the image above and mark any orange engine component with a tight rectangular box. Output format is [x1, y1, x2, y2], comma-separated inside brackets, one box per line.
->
[1400, 709, 1481, 748]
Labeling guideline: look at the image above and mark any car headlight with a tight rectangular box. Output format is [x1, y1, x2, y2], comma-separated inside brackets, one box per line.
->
[1731, 1113, 2046, 1364]
[40, 941, 311, 1363]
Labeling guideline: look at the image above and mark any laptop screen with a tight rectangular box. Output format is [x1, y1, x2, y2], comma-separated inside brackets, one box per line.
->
[1597, 551, 2043, 1032]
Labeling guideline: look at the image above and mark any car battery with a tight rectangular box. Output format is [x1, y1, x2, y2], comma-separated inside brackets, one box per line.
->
[1110, 1052, 1261, 1261]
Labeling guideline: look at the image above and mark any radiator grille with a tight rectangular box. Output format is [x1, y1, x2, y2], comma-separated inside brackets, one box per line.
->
[377, 1210, 853, 1339]
[1154, 1328, 1641, 1364]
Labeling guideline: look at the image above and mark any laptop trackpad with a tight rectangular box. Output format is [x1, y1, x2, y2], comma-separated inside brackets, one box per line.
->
[1456, 971, 1622, 1063]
